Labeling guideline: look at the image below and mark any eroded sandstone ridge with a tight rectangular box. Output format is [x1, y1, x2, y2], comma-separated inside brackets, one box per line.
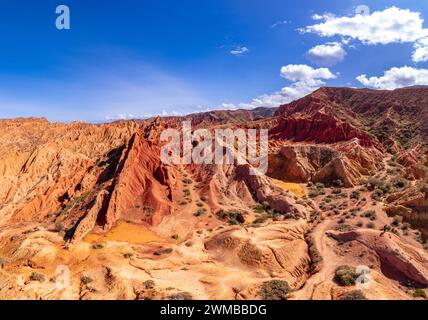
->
[0, 87, 427, 300]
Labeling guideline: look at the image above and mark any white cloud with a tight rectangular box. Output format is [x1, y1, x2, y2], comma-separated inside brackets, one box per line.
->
[222, 64, 337, 109]
[356, 66, 428, 90]
[413, 37, 428, 62]
[230, 46, 249, 56]
[280, 64, 336, 82]
[271, 20, 289, 28]
[304, 7, 428, 62]
[307, 42, 347, 66]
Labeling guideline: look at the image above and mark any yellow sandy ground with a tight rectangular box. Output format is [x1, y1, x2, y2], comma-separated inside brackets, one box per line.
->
[274, 180, 306, 198]
[84, 220, 162, 244]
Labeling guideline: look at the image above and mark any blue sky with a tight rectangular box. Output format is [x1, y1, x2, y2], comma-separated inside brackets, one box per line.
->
[0, 0, 427, 121]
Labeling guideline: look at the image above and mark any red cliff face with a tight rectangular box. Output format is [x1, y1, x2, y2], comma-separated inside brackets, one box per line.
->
[270, 111, 377, 147]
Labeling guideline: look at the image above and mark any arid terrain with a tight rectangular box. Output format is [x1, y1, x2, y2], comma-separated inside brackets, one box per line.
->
[0, 86, 427, 300]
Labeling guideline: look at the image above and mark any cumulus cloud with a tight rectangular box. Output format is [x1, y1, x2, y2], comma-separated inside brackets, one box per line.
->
[413, 37, 428, 62]
[356, 66, 428, 90]
[230, 46, 249, 56]
[280, 64, 336, 82]
[307, 42, 347, 66]
[304, 7, 428, 62]
[222, 64, 337, 109]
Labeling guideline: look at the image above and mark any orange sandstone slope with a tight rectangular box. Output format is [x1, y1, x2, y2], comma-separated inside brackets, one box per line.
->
[0, 87, 427, 300]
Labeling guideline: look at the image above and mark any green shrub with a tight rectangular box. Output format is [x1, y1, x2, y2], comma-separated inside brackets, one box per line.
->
[81, 275, 93, 285]
[334, 265, 358, 286]
[413, 288, 427, 299]
[362, 210, 377, 221]
[401, 222, 411, 231]
[392, 215, 403, 226]
[194, 208, 207, 217]
[185, 241, 193, 247]
[253, 204, 265, 213]
[339, 290, 368, 300]
[30, 272, 46, 282]
[332, 188, 342, 195]
[350, 190, 361, 200]
[169, 292, 193, 300]
[367, 222, 376, 229]
[183, 178, 193, 185]
[259, 280, 291, 300]
[144, 280, 156, 289]
[154, 248, 173, 256]
[334, 224, 352, 232]
[392, 177, 408, 189]
[216, 209, 245, 225]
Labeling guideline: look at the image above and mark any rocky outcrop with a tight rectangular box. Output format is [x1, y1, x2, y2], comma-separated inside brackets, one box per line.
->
[101, 121, 174, 230]
[270, 111, 376, 147]
[205, 221, 310, 288]
[71, 190, 110, 243]
[328, 230, 428, 286]
[267, 142, 381, 187]
[235, 164, 306, 217]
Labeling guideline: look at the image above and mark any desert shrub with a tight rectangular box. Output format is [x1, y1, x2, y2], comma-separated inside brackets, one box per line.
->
[362, 210, 377, 221]
[308, 190, 319, 198]
[310, 210, 320, 222]
[183, 178, 193, 185]
[81, 276, 93, 285]
[30, 272, 46, 282]
[171, 234, 179, 240]
[356, 221, 363, 227]
[413, 289, 427, 299]
[154, 248, 173, 255]
[333, 179, 344, 187]
[392, 177, 408, 189]
[123, 253, 133, 259]
[339, 290, 368, 300]
[315, 182, 325, 189]
[169, 292, 193, 300]
[332, 188, 342, 195]
[194, 208, 207, 217]
[253, 215, 269, 224]
[183, 189, 191, 197]
[366, 177, 391, 194]
[144, 280, 156, 289]
[350, 190, 361, 200]
[259, 280, 291, 300]
[200, 196, 207, 202]
[401, 222, 411, 231]
[334, 265, 358, 286]
[334, 224, 352, 232]
[216, 210, 245, 225]
[371, 189, 384, 201]
[261, 201, 271, 211]
[0, 257, 5, 268]
[92, 243, 104, 250]
[253, 204, 265, 213]
[185, 241, 193, 247]
[196, 202, 204, 208]
[367, 222, 376, 229]
[392, 215, 403, 226]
